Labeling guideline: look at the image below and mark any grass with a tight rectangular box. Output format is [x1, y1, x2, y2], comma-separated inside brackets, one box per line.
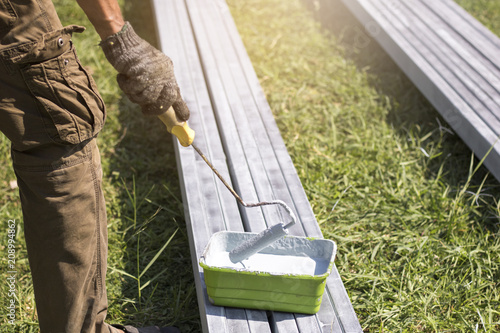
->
[227, 0, 500, 331]
[0, 0, 499, 332]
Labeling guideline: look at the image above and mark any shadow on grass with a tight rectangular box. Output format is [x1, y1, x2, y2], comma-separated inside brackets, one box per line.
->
[104, 1, 201, 331]
[301, 0, 499, 192]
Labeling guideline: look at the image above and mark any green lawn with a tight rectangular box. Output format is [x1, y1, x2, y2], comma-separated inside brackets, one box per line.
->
[229, 0, 499, 331]
[1, 0, 499, 332]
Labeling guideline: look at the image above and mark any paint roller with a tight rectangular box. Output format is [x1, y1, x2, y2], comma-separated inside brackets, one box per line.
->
[159, 107, 296, 263]
[190, 145, 297, 263]
[228, 204, 296, 263]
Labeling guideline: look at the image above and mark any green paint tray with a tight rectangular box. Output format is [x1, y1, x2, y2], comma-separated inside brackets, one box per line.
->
[199, 231, 336, 314]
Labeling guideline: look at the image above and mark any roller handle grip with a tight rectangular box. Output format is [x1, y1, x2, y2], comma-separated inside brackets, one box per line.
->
[158, 107, 195, 147]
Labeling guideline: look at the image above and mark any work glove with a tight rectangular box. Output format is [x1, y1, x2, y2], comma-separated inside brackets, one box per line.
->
[100, 22, 189, 121]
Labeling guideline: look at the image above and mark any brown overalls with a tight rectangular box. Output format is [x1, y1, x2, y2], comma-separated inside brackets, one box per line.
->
[0, 1, 116, 332]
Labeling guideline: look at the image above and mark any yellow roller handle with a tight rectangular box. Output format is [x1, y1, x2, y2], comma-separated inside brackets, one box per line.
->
[158, 107, 195, 147]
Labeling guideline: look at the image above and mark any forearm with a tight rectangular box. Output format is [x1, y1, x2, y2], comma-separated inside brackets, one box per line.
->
[76, 0, 125, 39]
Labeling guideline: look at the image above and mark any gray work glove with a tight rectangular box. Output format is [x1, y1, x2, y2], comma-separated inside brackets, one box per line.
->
[100, 22, 189, 120]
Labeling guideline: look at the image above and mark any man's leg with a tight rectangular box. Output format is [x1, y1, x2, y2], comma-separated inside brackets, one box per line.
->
[13, 139, 111, 333]
[0, 33, 116, 332]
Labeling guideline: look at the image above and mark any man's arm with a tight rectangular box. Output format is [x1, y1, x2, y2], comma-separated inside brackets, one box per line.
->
[75, 0, 124, 40]
[75, 0, 190, 121]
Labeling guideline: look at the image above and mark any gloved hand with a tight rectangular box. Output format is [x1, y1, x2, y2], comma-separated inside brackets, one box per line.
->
[100, 22, 189, 121]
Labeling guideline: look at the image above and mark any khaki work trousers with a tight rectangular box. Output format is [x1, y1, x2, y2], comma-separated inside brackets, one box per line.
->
[0, 1, 118, 332]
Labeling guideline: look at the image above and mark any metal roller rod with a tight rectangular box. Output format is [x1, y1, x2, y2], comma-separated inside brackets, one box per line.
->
[192, 143, 297, 262]
[192, 144, 296, 229]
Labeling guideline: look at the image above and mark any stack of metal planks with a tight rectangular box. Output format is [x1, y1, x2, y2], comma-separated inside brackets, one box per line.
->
[150, 0, 362, 332]
[340, 0, 500, 181]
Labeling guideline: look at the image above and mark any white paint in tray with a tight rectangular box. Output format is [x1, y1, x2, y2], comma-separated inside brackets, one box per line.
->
[206, 251, 331, 276]
[202, 232, 336, 276]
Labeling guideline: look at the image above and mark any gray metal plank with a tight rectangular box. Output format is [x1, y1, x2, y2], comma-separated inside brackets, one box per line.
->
[189, 0, 286, 233]
[377, 0, 500, 130]
[218, 0, 325, 239]
[401, 1, 500, 100]
[151, 0, 269, 332]
[441, 0, 500, 50]
[171, 0, 272, 330]
[184, 0, 269, 234]
[225, 308, 252, 333]
[296, 310, 341, 333]
[200, 0, 304, 237]
[270, 312, 300, 333]
[153, 2, 231, 332]
[312, 295, 343, 332]
[245, 310, 274, 333]
[174, 4, 267, 332]
[369, 0, 500, 166]
[184, 1, 304, 332]
[213, 1, 364, 331]
[154, 0, 361, 332]
[174, 146, 226, 333]
[341, 0, 500, 181]
[325, 266, 364, 333]
[167, 0, 244, 235]
[225, 308, 272, 333]
[185, 1, 327, 331]
[425, 0, 500, 68]
[194, 1, 342, 332]
[215, 2, 362, 331]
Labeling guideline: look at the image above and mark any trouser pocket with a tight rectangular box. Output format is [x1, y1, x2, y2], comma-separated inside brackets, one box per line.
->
[20, 28, 106, 144]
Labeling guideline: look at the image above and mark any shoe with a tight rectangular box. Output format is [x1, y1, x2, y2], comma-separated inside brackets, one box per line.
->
[111, 324, 180, 333]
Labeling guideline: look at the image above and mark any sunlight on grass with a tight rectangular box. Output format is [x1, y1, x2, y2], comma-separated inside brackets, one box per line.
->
[228, 0, 500, 331]
[1, 0, 498, 332]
